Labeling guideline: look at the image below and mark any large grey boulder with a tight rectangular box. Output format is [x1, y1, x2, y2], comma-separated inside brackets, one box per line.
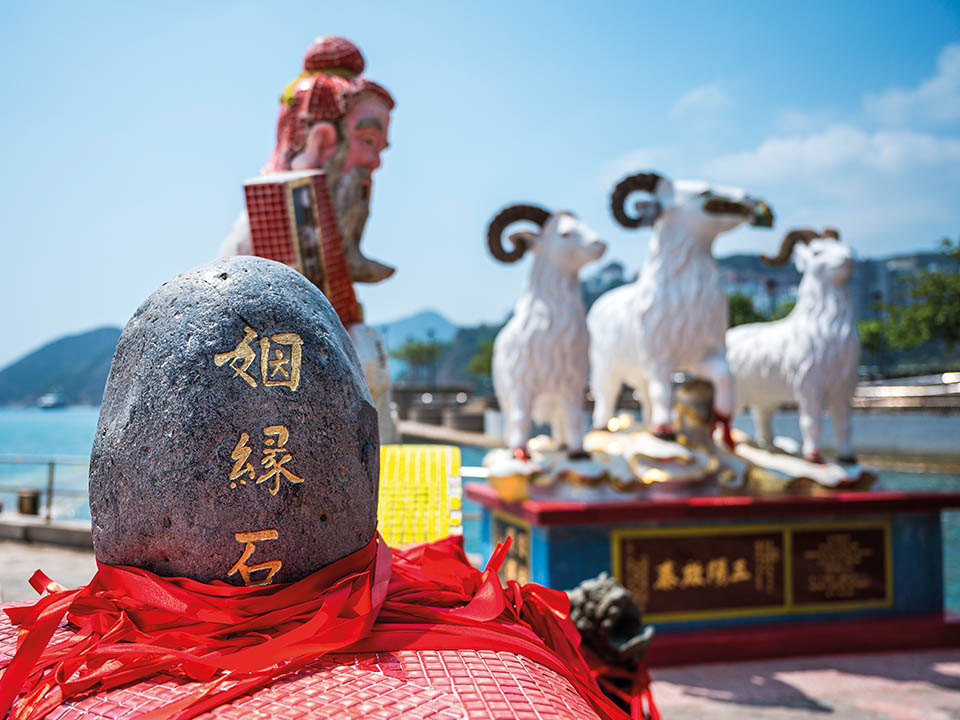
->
[89, 256, 379, 584]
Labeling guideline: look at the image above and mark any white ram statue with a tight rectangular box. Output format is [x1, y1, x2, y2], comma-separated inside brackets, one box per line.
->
[488, 204, 606, 458]
[727, 228, 860, 463]
[587, 171, 774, 448]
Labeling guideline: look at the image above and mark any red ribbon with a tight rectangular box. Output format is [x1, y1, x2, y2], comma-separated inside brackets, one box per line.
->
[0, 534, 654, 720]
[583, 647, 663, 720]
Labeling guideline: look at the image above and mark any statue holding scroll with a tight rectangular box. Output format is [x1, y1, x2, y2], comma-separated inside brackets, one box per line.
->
[222, 36, 397, 441]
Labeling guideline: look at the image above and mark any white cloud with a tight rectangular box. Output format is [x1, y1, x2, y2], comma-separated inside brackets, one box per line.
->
[864, 43, 960, 126]
[774, 108, 839, 135]
[705, 124, 960, 182]
[600, 44, 960, 260]
[670, 83, 733, 119]
[699, 121, 960, 258]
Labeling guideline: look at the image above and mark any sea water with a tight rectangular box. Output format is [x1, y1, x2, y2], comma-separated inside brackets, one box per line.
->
[1, 407, 958, 609]
[0, 407, 98, 520]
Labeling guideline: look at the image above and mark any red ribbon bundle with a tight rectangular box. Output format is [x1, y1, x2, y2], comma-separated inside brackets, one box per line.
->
[585, 651, 663, 720]
[0, 534, 654, 720]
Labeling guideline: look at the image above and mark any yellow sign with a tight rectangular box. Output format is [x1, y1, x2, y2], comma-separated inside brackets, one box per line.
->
[377, 444, 462, 546]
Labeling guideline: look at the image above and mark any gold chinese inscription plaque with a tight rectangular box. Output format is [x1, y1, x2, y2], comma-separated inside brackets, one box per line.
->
[615, 528, 785, 617]
[492, 512, 531, 585]
[792, 527, 889, 606]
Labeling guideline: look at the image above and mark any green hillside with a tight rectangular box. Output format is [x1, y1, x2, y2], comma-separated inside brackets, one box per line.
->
[0, 327, 121, 406]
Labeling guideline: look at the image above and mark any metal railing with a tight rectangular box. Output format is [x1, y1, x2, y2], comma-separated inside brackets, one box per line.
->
[0, 454, 89, 522]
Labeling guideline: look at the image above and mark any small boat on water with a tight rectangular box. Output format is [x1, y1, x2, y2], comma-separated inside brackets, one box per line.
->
[36, 392, 67, 409]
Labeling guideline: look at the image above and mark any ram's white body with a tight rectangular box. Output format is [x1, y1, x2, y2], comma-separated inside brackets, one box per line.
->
[727, 238, 860, 460]
[493, 213, 605, 452]
[588, 177, 769, 433]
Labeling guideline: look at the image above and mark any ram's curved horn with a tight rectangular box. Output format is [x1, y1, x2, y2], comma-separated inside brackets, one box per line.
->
[761, 228, 821, 266]
[610, 172, 663, 229]
[486, 204, 551, 263]
[821, 227, 840, 240]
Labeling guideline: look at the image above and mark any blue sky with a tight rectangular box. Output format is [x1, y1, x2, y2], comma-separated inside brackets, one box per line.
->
[2, 1, 959, 368]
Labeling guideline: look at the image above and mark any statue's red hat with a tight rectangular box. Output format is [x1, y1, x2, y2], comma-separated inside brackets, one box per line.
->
[266, 36, 395, 173]
[303, 36, 366, 76]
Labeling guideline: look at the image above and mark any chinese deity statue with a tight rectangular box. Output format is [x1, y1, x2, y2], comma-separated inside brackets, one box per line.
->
[222, 36, 397, 442]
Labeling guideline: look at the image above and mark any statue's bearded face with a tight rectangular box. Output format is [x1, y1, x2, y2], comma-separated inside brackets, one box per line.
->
[328, 97, 391, 257]
[288, 94, 393, 283]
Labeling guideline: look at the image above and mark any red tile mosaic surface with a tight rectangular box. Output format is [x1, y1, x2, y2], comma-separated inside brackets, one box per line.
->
[245, 172, 361, 329]
[245, 183, 298, 267]
[311, 173, 361, 327]
[0, 603, 600, 719]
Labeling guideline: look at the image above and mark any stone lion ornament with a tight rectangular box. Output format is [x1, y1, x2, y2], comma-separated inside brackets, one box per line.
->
[89, 255, 379, 584]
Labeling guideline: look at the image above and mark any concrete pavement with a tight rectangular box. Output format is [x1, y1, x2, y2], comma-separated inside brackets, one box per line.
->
[0, 539, 97, 603]
[651, 649, 960, 719]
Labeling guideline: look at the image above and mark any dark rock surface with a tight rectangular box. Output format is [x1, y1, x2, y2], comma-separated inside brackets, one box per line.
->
[89, 256, 379, 585]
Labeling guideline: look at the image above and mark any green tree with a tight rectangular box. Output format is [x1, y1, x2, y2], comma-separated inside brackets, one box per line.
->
[727, 293, 767, 327]
[884, 237, 960, 351]
[771, 299, 795, 320]
[858, 318, 890, 375]
[466, 338, 494, 379]
[390, 338, 445, 383]
[858, 319, 887, 358]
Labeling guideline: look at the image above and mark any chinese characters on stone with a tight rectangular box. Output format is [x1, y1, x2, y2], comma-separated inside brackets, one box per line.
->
[214, 329, 305, 585]
[228, 529, 282, 586]
[214, 326, 303, 390]
[229, 426, 304, 495]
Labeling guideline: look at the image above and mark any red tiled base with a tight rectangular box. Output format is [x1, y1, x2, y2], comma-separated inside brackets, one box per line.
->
[0, 604, 599, 719]
[646, 613, 960, 667]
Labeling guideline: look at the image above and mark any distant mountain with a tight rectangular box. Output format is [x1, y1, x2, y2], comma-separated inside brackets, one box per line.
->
[0, 327, 121, 406]
[374, 309, 459, 353]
